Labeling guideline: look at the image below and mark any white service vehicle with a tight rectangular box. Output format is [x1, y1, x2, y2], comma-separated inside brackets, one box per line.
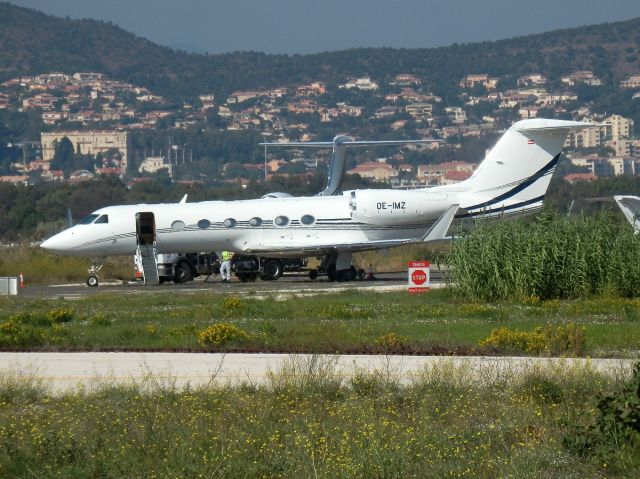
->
[133, 251, 219, 285]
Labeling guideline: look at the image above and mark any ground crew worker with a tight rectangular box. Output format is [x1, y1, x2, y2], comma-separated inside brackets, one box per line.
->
[220, 251, 232, 283]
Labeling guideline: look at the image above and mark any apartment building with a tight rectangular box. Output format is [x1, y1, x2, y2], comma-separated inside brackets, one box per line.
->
[405, 103, 433, 118]
[339, 77, 379, 91]
[516, 74, 547, 87]
[459, 74, 500, 90]
[564, 127, 602, 149]
[620, 75, 640, 89]
[561, 71, 602, 86]
[41, 130, 129, 169]
[347, 162, 398, 181]
[602, 114, 634, 142]
[570, 156, 637, 177]
[417, 161, 475, 180]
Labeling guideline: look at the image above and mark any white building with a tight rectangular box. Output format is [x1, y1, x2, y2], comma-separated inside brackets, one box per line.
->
[339, 77, 379, 91]
[41, 130, 129, 169]
[620, 75, 640, 89]
[138, 156, 173, 176]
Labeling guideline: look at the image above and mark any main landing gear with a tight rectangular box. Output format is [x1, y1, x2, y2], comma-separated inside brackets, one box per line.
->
[311, 252, 365, 282]
[86, 259, 103, 287]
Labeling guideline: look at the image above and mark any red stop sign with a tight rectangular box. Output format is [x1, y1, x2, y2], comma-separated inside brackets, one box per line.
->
[411, 269, 427, 285]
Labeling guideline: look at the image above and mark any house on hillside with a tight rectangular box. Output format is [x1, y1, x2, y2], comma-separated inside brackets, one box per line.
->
[348, 162, 399, 181]
[561, 71, 602, 86]
[620, 75, 640, 89]
[339, 77, 379, 91]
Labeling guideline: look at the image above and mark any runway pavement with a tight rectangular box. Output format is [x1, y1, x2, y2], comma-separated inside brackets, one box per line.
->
[0, 352, 633, 393]
[17, 270, 446, 299]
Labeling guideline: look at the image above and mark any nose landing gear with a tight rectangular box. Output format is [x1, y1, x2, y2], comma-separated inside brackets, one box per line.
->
[86, 260, 103, 287]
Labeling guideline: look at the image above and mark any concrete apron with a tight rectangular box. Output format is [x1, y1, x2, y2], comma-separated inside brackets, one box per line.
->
[0, 352, 634, 394]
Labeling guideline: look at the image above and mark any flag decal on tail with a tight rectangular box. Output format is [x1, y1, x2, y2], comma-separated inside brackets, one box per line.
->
[527, 139, 535, 144]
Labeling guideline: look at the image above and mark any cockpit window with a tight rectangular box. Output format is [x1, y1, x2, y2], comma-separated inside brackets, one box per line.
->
[79, 214, 99, 225]
[94, 215, 109, 224]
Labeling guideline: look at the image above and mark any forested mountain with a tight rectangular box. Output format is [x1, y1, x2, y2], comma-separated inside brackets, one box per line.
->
[1, 2, 639, 101]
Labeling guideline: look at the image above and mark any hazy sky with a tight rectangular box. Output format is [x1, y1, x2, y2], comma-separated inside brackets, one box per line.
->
[8, 0, 640, 54]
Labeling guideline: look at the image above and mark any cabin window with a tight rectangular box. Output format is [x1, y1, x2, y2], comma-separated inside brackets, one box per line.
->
[171, 220, 185, 231]
[79, 214, 99, 225]
[274, 215, 289, 227]
[249, 217, 263, 227]
[223, 218, 236, 228]
[301, 214, 315, 225]
[197, 219, 211, 229]
[94, 215, 109, 224]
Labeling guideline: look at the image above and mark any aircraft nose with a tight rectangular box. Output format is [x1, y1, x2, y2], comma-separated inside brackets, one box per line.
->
[40, 232, 70, 254]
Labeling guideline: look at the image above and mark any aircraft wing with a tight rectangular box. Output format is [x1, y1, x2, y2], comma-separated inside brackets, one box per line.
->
[614, 195, 640, 234]
[242, 205, 459, 256]
[259, 139, 441, 148]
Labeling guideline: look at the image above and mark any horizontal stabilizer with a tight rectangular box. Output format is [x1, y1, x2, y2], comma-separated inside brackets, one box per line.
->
[259, 138, 441, 148]
[512, 119, 599, 132]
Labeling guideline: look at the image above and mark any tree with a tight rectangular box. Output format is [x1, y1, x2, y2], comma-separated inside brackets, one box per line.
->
[50, 137, 74, 171]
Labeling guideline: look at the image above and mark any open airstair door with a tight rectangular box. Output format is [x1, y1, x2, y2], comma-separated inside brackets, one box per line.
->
[135, 212, 159, 285]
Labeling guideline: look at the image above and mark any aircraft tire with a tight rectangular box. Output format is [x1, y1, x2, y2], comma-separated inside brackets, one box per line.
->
[173, 261, 193, 283]
[337, 267, 356, 282]
[86, 275, 99, 287]
[264, 259, 282, 280]
[309, 269, 318, 280]
[327, 264, 336, 282]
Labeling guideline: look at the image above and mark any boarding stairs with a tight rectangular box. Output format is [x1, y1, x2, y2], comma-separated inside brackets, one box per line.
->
[137, 243, 159, 285]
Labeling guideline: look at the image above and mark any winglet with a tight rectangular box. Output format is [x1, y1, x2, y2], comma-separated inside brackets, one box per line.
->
[614, 195, 640, 234]
[421, 204, 459, 242]
[179, 194, 188, 204]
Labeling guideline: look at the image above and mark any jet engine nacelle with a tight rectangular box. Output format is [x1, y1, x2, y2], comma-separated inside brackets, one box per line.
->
[348, 189, 450, 225]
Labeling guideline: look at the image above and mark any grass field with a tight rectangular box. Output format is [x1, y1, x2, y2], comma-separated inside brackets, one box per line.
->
[1, 289, 639, 356]
[0, 358, 637, 478]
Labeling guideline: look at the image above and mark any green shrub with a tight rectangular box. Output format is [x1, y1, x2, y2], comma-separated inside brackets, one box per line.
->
[198, 323, 251, 347]
[480, 323, 586, 356]
[480, 326, 546, 354]
[545, 323, 586, 356]
[8, 312, 49, 327]
[375, 332, 408, 350]
[89, 314, 111, 327]
[146, 323, 158, 336]
[565, 362, 640, 468]
[222, 296, 242, 309]
[0, 320, 44, 347]
[47, 308, 75, 324]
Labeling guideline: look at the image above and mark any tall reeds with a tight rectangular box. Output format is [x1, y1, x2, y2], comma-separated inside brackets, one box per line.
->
[449, 211, 640, 300]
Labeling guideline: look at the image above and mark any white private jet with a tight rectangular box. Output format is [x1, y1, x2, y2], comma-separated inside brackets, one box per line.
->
[41, 118, 595, 283]
[614, 195, 640, 233]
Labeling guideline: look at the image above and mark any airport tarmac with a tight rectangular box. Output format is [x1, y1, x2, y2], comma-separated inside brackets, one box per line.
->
[17, 270, 445, 299]
[0, 352, 633, 393]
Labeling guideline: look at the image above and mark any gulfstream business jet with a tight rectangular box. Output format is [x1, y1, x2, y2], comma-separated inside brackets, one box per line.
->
[41, 119, 595, 282]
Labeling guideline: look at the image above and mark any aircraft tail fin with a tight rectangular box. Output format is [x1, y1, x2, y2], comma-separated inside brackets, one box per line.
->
[457, 119, 597, 212]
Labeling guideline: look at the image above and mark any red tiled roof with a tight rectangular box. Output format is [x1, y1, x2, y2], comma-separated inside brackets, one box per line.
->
[444, 170, 472, 181]
[563, 173, 597, 183]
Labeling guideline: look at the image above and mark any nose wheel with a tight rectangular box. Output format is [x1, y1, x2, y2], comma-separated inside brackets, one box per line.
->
[86, 260, 103, 287]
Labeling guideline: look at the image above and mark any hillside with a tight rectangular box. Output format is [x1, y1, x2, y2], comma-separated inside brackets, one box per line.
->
[1, 2, 639, 99]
